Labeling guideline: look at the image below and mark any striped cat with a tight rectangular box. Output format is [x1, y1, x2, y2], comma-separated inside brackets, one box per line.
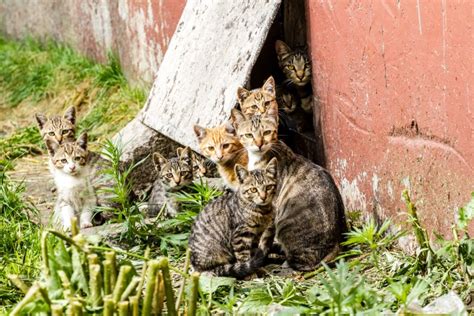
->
[194, 123, 248, 190]
[149, 147, 194, 217]
[36, 106, 76, 147]
[231, 107, 346, 271]
[237, 76, 278, 118]
[46, 133, 96, 230]
[275, 40, 313, 113]
[189, 158, 278, 278]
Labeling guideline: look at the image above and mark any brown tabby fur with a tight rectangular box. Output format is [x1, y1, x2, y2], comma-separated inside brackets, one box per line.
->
[188, 158, 278, 278]
[237, 76, 279, 118]
[36, 106, 76, 148]
[193, 123, 248, 190]
[231, 108, 346, 271]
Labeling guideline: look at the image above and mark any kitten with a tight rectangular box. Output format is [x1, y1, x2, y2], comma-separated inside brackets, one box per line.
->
[231, 107, 346, 271]
[179, 148, 208, 179]
[36, 106, 76, 146]
[189, 158, 278, 278]
[149, 147, 194, 217]
[194, 123, 248, 191]
[46, 133, 96, 230]
[275, 40, 313, 113]
[237, 76, 279, 118]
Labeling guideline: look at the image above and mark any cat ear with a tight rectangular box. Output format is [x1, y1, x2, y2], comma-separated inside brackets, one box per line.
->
[234, 164, 249, 183]
[179, 146, 192, 161]
[35, 113, 48, 129]
[64, 106, 76, 125]
[152, 152, 167, 170]
[237, 87, 251, 104]
[262, 76, 276, 96]
[193, 125, 207, 141]
[224, 121, 236, 135]
[76, 133, 88, 150]
[45, 139, 59, 156]
[176, 147, 183, 156]
[275, 40, 292, 60]
[230, 108, 246, 129]
[265, 157, 278, 178]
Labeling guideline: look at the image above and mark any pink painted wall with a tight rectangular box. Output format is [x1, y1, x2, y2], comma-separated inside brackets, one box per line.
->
[306, 0, 473, 235]
[0, 0, 186, 85]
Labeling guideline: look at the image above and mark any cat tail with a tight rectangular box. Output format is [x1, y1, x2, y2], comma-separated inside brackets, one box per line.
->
[211, 249, 266, 279]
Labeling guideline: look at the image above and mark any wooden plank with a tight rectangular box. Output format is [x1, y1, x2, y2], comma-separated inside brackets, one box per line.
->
[138, 0, 282, 152]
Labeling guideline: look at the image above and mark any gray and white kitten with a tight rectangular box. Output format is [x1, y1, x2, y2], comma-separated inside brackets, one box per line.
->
[46, 133, 96, 230]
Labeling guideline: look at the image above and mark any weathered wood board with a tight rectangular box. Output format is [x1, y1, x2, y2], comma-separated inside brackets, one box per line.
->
[120, 0, 282, 154]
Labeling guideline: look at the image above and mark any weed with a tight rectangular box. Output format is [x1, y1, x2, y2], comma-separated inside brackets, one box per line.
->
[0, 126, 43, 164]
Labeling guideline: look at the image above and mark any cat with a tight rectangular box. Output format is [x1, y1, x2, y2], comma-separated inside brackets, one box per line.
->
[36, 106, 76, 146]
[177, 147, 208, 179]
[275, 40, 313, 113]
[148, 147, 194, 217]
[231, 107, 346, 271]
[46, 133, 96, 230]
[194, 123, 248, 191]
[188, 158, 278, 278]
[237, 76, 278, 118]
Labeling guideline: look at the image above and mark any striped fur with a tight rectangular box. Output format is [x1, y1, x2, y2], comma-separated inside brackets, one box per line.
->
[237, 76, 279, 118]
[189, 159, 278, 278]
[232, 109, 347, 271]
[36, 106, 76, 149]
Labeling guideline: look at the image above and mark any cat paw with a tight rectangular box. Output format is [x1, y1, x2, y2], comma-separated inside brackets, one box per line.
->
[80, 222, 93, 229]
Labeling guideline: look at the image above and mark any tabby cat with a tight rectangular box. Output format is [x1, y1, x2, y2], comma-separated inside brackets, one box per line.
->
[36, 106, 76, 146]
[149, 147, 194, 216]
[237, 76, 278, 118]
[194, 123, 247, 190]
[275, 40, 313, 113]
[46, 133, 96, 230]
[189, 158, 278, 278]
[231, 107, 346, 271]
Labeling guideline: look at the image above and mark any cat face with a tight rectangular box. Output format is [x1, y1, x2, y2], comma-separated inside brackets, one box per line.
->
[153, 147, 193, 190]
[177, 147, 208, 178]
[235, 158, 278, 206]
[48, 133, 88, 176]
[231, 104, 278, 154]
[277, 87, 298, 113]
[36, 106, 76, 147]
[275, 40, 311, 87]
[194, 123, 243, 164]
[237, 76, 278, 117]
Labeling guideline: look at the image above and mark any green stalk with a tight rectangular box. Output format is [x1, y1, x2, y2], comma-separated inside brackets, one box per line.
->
[105, 251, 117, 293]
[120, 276, 140, 301]
[103, 295, 115, 316]
[88, 253, 99, 266]
[51, 305, 64, 316]
[58, 270, 72, 298]
[159, 257, 177, 316]
[89, 264, 103, 307]
[117, 301, 129, 316]
[130, 295, 139, 316]
[175, 248, 191, 311]
[71, 301, 83, 316]
[41, 231, 50, 277]
[113, 265, 132, 303]
[7, 274, 29, 294]
[103, 259, 112, 295]
[38, 283, 52, 307]
[136, 247, 151, 298]
[71, 217, 79, 236]
[152, 271, 164, 315]
[187, 272, 200, 316]
[142, 260, 160, 316]
[9, 283, 40, 316]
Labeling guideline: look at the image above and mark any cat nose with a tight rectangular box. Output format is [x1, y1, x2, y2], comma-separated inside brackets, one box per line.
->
[296, 71, 305, 80]
[255, 138, 263, 149]
[259, 192, 267, 200]
[55, 135, 62, 143]
[174, 176, 181, 184]
[69, 165, 76, 171]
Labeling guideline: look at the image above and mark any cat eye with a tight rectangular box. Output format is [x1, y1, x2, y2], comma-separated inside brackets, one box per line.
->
[251, 105, 258, 109]
[207, 146, 215, 151]
[263, 130, 272, 136]
[287, 65, 295, 70]
[222, 143, 230, 149]
[193, 166, 199, 170]
[166, 173, 173, 178]
[180, 171, 188, 176]
[48, 132, 55, 136]
[266, 185, 275, 191]
[244, 134, 253, 139]
[62, 130, 70, 135]
[264, 101, 271, 107]
[249, 188, 257, 193]
[61, 159, 67, 164]
[74, 156, 81, 161]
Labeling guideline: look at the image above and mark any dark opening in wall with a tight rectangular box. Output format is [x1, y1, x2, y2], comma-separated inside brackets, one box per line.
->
[247, 0, 326, 167]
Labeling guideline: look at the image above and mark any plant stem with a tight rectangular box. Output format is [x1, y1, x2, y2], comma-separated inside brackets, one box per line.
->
[89, 264, 103, 307]
[152, 271, 165, 315]
[187, 272, 200, 316]
[105, 251, 117, 293]
[120, 276, 140, 301]
[7, 274, 29, 294]
[130, 295, 139, 316]
[9, 283, 40, 316]
[175, 248, 191, 312]
[117, 301, 129, 316]
[103, 295, 115, 316]
[142, 260, 160, 316]
[113, 265, 132, 303]
[159, 257, 177, 316]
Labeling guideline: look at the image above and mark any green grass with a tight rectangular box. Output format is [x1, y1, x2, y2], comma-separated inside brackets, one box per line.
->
[0, 171, 42, 311]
